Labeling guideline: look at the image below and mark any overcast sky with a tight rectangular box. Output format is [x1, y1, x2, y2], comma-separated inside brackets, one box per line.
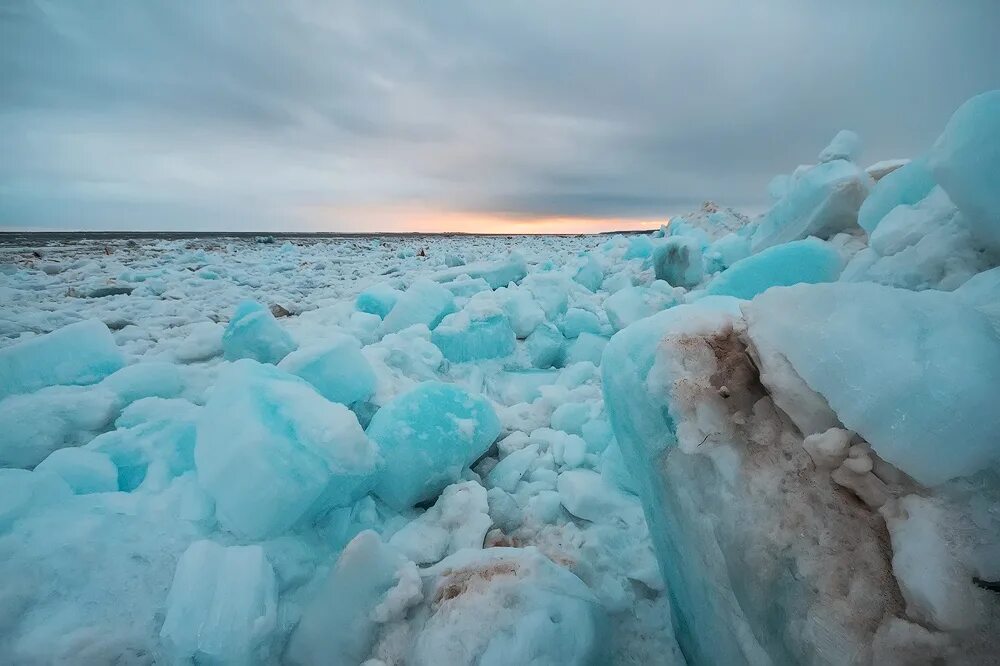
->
[1, 1, 998, 232]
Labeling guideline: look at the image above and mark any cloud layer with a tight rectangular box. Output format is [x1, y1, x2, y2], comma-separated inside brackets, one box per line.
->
[2, 1, 998, 231]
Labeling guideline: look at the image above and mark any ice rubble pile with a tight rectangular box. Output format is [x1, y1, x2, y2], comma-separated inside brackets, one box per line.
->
[0, 90, 998, 665]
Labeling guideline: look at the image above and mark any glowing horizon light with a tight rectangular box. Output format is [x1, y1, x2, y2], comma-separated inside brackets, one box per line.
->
[296, 203, 668, 235]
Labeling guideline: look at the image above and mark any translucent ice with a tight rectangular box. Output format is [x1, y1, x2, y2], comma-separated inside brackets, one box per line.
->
[560, 307, 602, 338]
[195, 360, 380, 538]
[605, 285, 679, 332]
[0, 468, 72, 532]
[367, 381, 501, 509]
[34, 448, 118, 494]
[278, 335, 376, 405]
[160, 540, 278, 664]
[431, 310, 516, 363]
[0, 319, 124, 399]
[378, 279, 456, 336]
[573, 254, 605, 292]
[818, 129, 861, 163]
[356, 283, 402, 318]
[751, 160, 872, 252]
[525, 322, 565, 369]
[706, 237, 844, 300]
[857, 158, 936, 234]
[222, 300, 297, 364]
[745, 282, 1000, 485]
[563, 332, 608, 366]
[652, 237, 703, 289]
[927, 90, 1000, 253]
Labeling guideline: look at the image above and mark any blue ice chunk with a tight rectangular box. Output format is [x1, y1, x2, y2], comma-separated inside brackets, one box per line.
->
[751, 160, 872, 252]
[551, 402, 590, 435]
[604, 285, 679, 332]
[100, 361, 185, 404]
[0, 319, 124, 399]
[652, 237, 703, 289]
[488, 443, 540, 492]
[564, 332, 609, 366]
[355, 283, 401, 318]
[195, 360, 380, 538]
[927, 90, 1000, 253]
[431, 311, 516, 363]
[706, 237, 844, 300]
[818, 129, 861, 163]
[525, 322, 565, 369]
[857, 158, 936, 234]
[745, 282, 1000, 485]
[581, 418, 614, 453]
[573, 255, 604, 292]
[432, 252, 527, 289]
[161, 540, 277, 664]
[707, 232, 751, 271]
[34, 448, 118, 494]
[378, 279, 456, 335]
[560, 308, 601, 339]
[222, 301, 297, 364]
[445, 277, 491, 299]
[624, 235, 654, 259]
[522, 272, 570, 319]
[278, 335, 376, 405]
[367, 381, 501, 509]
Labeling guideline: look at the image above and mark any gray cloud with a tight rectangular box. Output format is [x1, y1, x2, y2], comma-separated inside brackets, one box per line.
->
[1, 0, 999, 230]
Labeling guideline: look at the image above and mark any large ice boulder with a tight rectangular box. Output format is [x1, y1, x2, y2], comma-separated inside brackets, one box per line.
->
[0, 319, 124, 399]
[602, 297, 907, 664]
[378, 279, 456, 336]
[160, 540, 278, 664]
[745, 282, 1000, 485]
[431, 310, 516, 363]
[367, 381, 501, 509]
[652, 237, 703, 289]
[706, 237, 844, 300]
[195, 360, 380, 538]
[222, 300, 296, 364]
[751, 160, 872, 252]
[927, 90, 1000, 254]
[857, 158, 936, 234]
[277, 335, 376, 406]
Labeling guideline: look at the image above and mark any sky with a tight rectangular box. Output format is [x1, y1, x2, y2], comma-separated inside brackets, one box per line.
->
[1, 1, 998, 233]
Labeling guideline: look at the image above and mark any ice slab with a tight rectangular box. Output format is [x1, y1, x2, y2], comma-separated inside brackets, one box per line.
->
[378, 279, 456, 336]
[432, 253, 527, 289]
[706, 237, 844, 300]
[368, 381, 501, 509]
[278, 335, 376, 405]
[160, 540, 278, 664]
[355, 283, 402, 318]
[0, 319, 124, 399]
[34, 448, 118, 494]
[927, 90, 1000, 253]
[745, 282, 1000, 485]
[857, 158, 936, 234]
[195, 360, 379, 538]
[431, 310, 516, 363]
[818, 129, 861, 163]
[605, 285, 679, 332]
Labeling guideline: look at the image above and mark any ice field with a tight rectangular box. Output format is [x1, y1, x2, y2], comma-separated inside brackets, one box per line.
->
[1, 90, 999, 664]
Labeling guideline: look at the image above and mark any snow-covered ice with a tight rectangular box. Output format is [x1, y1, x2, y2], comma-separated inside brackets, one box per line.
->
[2, 88, 999, 665]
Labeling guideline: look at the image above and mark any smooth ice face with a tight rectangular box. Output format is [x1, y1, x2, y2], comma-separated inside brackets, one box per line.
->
[278, 335, 376, 405]
[706, 237, 844, 300]
[222, 300, 297, 364]
[744, 282, 1000, 485]
[604, 285, 678, 332]
[857, 158, 936, 234]
[927, 90, 1000, 253]
[525, 322, 565, 369]
[410, 547, 608, 666]
[195, 360, 380, 538]
[751, 160, 872, 252]
[286, 530, 421, 665]
[652, 237, 703, 289]
[564, 332, 609, 366]
[431, 310, 516, 363]
[560, 307, 602, 339]
[355, 283, 402, 318]
[34, 448, 118, 494]
[367, 381, 501, 509]
[377, 279, 456, 336]
[160, 540, 278, 664]
[818, 129, 862, 163]
[431, 253, 527, 289]
[573, 255, 605, 292]
[0, 319, 124, 399]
